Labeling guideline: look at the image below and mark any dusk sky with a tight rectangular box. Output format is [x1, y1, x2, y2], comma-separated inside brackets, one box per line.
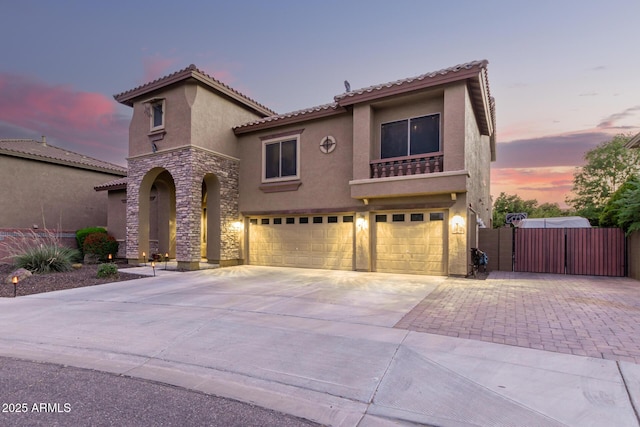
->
[1, 1, 639, 208]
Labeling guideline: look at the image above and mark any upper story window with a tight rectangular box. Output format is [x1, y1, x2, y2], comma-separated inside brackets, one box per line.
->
[262, 135, 300, 182]
[381, 113, 440, 159]
[150, 99, 165, 131]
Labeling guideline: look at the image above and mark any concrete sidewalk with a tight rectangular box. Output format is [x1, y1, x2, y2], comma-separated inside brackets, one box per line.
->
[0, 266, 638, 426]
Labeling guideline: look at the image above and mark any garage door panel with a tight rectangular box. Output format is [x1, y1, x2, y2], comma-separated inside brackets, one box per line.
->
[376, 213, 445, 275]
[249, 218, 353, 271]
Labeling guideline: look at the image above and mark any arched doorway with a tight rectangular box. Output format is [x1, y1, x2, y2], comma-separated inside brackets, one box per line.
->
[202, 173, 220, 262]
[138, 168, 176, 260]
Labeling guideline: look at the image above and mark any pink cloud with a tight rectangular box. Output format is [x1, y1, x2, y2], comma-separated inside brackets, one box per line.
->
[491, 167, 575, 208]
[142, 55, 180, 83]
[0, 72, 129, 165]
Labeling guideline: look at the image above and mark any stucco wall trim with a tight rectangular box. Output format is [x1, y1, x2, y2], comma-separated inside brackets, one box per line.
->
[128, 144, 240, 163]
[349, 169, 469, 186]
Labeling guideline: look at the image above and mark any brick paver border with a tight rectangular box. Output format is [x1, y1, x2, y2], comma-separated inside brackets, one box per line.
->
[395, 272, 640, 364]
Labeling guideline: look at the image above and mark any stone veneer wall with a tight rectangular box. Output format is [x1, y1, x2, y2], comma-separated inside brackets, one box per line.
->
[126, 146, 240, 265]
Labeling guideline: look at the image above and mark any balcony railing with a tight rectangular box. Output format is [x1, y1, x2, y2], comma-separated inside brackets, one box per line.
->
[370, 153, 444, 178]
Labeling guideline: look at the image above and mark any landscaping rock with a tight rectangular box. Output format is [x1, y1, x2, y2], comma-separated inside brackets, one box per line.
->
[72, 263, 83, 270]
[5, 268, 32, 284]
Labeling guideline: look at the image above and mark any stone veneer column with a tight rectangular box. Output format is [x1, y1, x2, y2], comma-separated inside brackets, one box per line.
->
[125, 162, 142, 262]
[191, 148, 241, 264]
[125, 147, 240, 270]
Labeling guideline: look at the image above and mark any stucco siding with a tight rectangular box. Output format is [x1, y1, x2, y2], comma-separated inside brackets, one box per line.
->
[190, 85, 265, 158]
[463, 86, 492, 227]
[0, 156, 122, 230]
[128, 85, 192, 158]
[238, 114, 354, 213]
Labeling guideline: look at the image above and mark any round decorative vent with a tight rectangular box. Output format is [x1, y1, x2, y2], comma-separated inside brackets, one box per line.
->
[319, 136, 336, 154]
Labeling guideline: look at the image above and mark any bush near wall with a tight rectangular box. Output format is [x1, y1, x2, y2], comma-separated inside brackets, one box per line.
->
[75, 227, 107, 256]
[83, 233, 119, 262]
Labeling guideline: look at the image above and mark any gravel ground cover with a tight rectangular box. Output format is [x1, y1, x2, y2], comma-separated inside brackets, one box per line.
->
[0, 263, 146, 298]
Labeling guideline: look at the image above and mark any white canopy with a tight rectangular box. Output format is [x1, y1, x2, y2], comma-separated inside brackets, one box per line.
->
[517, 216, 591, 228]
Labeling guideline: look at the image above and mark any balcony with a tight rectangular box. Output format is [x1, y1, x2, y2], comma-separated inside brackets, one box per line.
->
[351, 152, 468, 200]
[370, 153, 443, 179]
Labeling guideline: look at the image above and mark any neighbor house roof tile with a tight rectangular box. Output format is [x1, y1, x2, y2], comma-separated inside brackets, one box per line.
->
[94, 177, 127, 191]
[0, 139, 127, 176]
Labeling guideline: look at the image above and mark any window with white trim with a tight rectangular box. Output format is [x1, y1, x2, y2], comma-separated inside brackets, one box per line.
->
[262, 135, 300, 182]
[150, 100, 165, 131]
[381, 113, 440, 158]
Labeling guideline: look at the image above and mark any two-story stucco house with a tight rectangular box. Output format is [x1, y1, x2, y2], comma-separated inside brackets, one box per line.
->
[101, 60, 495, 275]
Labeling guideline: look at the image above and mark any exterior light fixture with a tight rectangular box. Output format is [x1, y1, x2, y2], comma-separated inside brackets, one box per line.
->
[451, 215, 465, 234]
[12, 275, 18, 297]
[151, 261, 156, 277]
[142, 251, 146, 266]
[356, 217, 368, 231]
[108, 253, 112, 262]
[231, 221, 243, 232]
[165, 252, 169, 270]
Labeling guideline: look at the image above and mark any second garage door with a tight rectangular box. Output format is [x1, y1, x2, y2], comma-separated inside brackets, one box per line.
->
[249, 215, 354, 270]
[375, 212, 446, 275]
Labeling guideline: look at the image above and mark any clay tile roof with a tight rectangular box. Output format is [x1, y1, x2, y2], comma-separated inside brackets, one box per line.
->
[233, 59, 494, 136]
[94, 177, 127, 191]
[114, 64, 275, 117]
[233, 102, 344, 134]
[0, 139, 127, 176]
[334, 59, 489, 104]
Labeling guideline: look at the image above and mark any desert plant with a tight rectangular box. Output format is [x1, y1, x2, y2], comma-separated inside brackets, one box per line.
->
[96, 263, 118, 278]
[75, 227, 107, 256]
[83, 233, 119, 262]
[0, 228, 81, 273]
[13, 244, 80, 274]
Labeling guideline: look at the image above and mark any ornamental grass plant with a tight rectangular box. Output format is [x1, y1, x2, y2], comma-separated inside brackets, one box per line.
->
[1, 229, 80, 274]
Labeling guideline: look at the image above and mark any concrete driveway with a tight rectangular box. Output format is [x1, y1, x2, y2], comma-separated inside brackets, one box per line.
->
[0, 266, 639, 426]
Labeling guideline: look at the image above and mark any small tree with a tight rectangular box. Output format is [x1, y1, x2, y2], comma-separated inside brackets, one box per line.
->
[492, 193, 537, 227]
[599, 175, 639, 228]
[612, 178, 640, 234]
[566, 134, 640, 224]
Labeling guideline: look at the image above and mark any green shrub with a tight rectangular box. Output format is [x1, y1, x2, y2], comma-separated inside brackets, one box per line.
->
[83, 233, 119, 262]
[96, 263, 118, 278]
[75, 227, 107, 256]
[14, 244, 80, 274]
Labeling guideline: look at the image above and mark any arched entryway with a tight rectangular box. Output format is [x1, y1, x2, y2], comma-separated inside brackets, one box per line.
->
[201, 173, 221, 262]
[138, 168, 176, 260]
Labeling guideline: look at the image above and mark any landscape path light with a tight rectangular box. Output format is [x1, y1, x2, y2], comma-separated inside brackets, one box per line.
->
[12, 275, 18, 298]
[151, 261, 156, 277]
[164, 252, 169, 270]
[142, 251, 146, 266]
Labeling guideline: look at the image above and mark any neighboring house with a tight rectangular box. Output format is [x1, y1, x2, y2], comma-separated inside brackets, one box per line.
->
[0, 137, 127, 230]
[102, 60, 496, 275]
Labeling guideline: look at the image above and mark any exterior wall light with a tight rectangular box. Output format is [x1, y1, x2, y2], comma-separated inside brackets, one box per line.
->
[231, 221, 244, 232]
[451, 215, 465, 234]
[356, 217, 368, 231]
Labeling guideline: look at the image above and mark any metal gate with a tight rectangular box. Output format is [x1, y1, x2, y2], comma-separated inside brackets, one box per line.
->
[514, 228, 625, 276]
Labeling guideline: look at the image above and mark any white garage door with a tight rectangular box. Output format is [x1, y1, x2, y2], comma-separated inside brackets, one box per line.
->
[249, 215, 354, 270]
[375, 212, 446, 275]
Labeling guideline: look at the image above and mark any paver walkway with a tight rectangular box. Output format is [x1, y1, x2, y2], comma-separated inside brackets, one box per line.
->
[396, 271, 640, 364]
